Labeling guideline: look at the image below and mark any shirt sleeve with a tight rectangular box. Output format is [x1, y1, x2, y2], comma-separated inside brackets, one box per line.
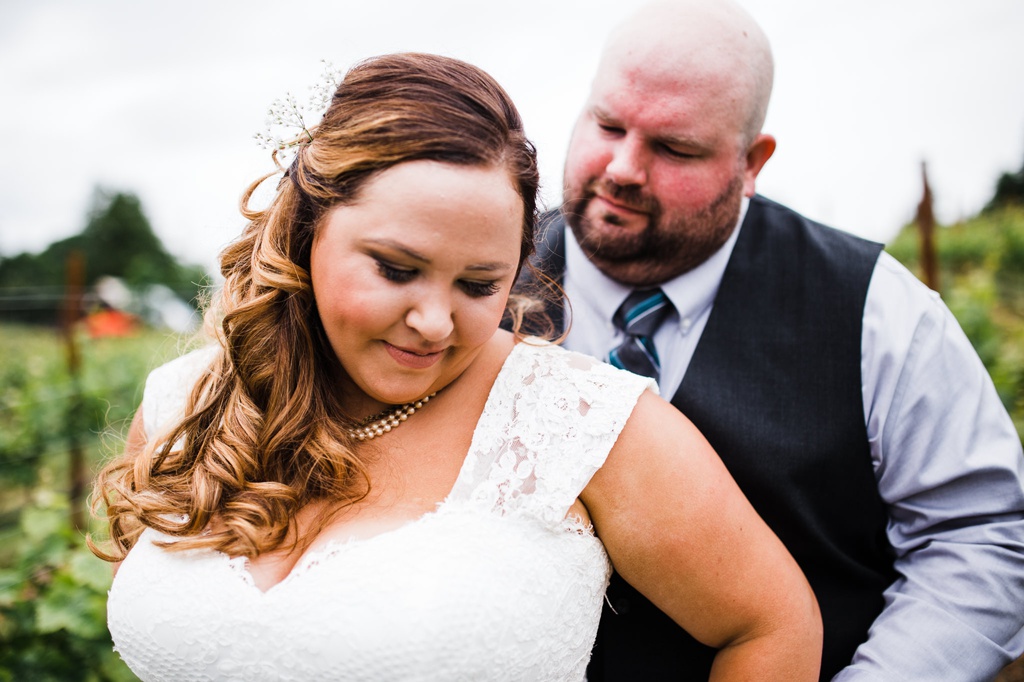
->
[834, 252, 1024, 680]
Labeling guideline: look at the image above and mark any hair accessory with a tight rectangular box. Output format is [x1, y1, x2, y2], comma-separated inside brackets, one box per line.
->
[253, 59, 344, 169]
[347, 392, 438, 442]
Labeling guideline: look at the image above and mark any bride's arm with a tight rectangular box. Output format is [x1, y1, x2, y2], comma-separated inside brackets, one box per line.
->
[581, 390, 822, 681]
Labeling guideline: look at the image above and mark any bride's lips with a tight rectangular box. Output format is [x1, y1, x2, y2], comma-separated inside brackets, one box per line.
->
[384, 342, 446, 369]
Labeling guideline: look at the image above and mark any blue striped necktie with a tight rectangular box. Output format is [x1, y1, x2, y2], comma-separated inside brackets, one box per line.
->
[609, 289, 672, 381]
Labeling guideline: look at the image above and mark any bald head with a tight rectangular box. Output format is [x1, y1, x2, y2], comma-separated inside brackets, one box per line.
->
[598, 0, 774, 144]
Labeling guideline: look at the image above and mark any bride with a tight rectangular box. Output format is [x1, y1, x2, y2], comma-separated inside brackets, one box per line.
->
[92, 52, 821, 681]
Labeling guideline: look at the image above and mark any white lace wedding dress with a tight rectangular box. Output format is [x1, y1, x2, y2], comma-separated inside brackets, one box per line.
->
[107, 339, 654, 681]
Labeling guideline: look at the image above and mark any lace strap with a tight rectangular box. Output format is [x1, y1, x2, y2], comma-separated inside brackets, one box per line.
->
[451, 341, 655, 527]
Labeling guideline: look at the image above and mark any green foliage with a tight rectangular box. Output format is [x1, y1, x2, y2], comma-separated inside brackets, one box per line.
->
[886, 205, 1024, 438]
[1, 324, 187, 681]
[0, 328, 69, 489]
[984, 155, 1024, 212]
[0, 492, 137, 682]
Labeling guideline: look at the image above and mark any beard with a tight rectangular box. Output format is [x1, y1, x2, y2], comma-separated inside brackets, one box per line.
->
[563, 173, 744, 287]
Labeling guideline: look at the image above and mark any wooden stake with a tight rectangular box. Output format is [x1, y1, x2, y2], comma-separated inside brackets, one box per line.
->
[60, 250, 86, 533]
[916, 161, 940, 292]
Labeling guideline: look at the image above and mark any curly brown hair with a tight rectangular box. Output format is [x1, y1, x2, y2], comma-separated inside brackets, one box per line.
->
[91, 53, 541, 562]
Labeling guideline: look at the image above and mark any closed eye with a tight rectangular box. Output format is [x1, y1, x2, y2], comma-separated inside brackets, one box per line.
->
[376, 259, 416, 283]
[659, 143, 699, 159]
[459, 280, 501, 298]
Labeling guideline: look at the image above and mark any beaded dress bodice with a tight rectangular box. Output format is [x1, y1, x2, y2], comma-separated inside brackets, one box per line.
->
[107, 340, 654, 681]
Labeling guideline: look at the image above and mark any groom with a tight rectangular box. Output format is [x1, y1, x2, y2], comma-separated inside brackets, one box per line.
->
[523, 1, 1024, 680]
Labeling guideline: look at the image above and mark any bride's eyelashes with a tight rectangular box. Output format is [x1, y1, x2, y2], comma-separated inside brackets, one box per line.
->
[375, 259, 416, 283]
[458, 280, 501, 298]
[374, 258, 502, 298]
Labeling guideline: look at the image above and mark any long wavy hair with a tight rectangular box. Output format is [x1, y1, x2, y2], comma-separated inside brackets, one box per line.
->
[92, 53, 541, 561]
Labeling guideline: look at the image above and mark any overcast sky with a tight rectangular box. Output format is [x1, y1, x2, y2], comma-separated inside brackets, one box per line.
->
[2, 0, 1022, 274]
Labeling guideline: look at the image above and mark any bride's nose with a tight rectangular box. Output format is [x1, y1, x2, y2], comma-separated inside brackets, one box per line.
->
[405, 294, 454, 342]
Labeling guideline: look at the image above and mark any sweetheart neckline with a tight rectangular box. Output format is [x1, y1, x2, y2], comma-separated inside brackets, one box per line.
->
[222, 504, 451, 595]
[220, 503, 600, 596]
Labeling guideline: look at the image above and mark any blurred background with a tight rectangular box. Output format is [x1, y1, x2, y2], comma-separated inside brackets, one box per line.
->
[1, 1, 1022, 679]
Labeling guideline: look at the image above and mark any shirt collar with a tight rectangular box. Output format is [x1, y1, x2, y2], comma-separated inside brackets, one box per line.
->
[564, 197, 749, 334]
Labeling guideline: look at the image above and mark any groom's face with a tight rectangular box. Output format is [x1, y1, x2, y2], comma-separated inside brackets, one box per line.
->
[561, 52, 748, 287]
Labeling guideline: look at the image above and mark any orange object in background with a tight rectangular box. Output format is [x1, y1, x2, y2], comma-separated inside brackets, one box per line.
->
[85, 308, 138, 338]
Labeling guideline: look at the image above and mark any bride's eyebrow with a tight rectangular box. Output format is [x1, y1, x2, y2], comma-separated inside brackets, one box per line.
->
[361, 238, 430, 264]
[465, 262, 514, 273]
[362, 238, 515, 273]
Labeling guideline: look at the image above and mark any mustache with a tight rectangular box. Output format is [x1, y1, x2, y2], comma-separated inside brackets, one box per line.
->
[587, 178, 659, 214]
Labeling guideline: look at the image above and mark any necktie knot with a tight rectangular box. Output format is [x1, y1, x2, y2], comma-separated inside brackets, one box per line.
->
[613, 289, 671, 336]
[609, 289, 672, 381]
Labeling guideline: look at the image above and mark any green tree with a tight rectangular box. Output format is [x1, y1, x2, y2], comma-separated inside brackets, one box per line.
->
[984, 151, 1024, 212]
[0, 189, 208, 325]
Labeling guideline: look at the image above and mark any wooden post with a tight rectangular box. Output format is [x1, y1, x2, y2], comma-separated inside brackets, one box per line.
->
[916, 161, 940, 292]
[60, 250, 86, 533]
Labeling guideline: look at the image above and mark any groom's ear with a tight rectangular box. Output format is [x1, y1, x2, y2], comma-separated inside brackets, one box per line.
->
[742, 134, 776, 197]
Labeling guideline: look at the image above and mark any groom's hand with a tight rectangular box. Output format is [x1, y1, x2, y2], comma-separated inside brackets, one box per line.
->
[995, 652, 1024, 682]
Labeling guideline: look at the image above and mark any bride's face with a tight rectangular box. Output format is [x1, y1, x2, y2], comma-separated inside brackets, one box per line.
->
[310, 160, 524, 416]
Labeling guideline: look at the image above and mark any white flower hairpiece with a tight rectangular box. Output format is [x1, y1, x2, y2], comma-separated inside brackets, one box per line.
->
[253, 59, 345, 169]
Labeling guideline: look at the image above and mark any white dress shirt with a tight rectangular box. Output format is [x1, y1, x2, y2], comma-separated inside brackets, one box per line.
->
[562, 198, 1024, 680]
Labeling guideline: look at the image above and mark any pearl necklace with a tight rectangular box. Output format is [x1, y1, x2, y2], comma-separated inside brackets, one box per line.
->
[347, 393, 437, 442]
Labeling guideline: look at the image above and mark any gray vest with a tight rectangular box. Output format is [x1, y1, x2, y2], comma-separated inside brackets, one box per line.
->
[524, 196, 895, 681]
